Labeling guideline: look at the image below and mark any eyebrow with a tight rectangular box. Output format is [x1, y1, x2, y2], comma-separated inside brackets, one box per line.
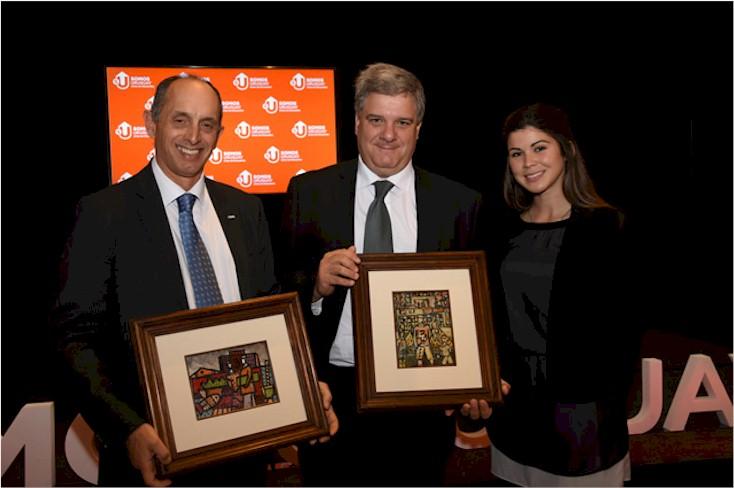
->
[171, 111, 218, 123]
[365, 113, 415, 123]
[508, 139, 552, 152]
[531, 139, 552, 146]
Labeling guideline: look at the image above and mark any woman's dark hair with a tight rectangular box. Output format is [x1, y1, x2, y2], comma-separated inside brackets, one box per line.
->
[501, 103, 612, 211]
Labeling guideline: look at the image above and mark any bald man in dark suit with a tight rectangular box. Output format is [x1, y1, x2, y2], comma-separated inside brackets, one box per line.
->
[52, 74, 336, 486]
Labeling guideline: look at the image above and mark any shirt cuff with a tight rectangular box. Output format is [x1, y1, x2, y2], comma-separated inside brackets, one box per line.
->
[311, 297, 323, 316]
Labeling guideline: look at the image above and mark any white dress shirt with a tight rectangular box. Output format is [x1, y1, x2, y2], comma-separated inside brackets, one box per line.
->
[152, 159, 241, 308]
[323, 157, 417, 366]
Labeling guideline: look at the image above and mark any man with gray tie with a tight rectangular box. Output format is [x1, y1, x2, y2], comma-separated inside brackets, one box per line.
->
[280, 63, 483, 486]
[52, 74, 337, 486]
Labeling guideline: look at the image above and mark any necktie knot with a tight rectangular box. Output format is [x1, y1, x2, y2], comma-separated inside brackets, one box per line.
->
[373, 180, 393, 201]
[177, 193, 196, 214]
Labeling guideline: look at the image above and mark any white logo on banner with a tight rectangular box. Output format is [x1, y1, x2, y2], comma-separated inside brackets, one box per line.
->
[262, 96, 279, 114]
[264, 146, 280, 164]
[117, 172, 133, 183]
[222, 151, 246, 163]
[290, 73, 306, 91]
[235, 121, 252, 139]
[144, 96, 154, 111]
[222, 101, 244, 113]
[147, 149, 156, 162]
[291, 121, 329, 138]
[262, 96, 300, 114]
[291, 121, 308, 139]
[114, 73, 154, 89]
[209, 148, 223, 165]
[233, 73, 249, 91]
[115, 122, 133, 140]
[288, 72, 328, 90]
[112, 72, 130, 90]
[237, 170, 253, 188]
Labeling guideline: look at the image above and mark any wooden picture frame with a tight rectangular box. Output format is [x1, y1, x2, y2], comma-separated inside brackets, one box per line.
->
[130, 292, 328, 476]
[351, 251, 502, 412]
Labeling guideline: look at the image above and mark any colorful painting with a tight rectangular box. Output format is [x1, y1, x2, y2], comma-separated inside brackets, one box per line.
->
[393, 290, 456, 369]
[185, 341, 279, 420]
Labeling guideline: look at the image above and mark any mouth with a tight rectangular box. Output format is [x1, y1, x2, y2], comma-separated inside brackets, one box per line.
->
[177, 145, 202, 158]
[525, 170, 544, 182]
[374, 141, 399, 150]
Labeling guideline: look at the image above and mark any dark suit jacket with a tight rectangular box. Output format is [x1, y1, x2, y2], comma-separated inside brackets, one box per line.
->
[279, 159, 483, 379]
[485, 207, 641, 476]
[51, 164, 276, 481]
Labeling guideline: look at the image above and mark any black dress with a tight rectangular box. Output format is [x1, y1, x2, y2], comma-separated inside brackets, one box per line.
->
[484, 208, 639, 483]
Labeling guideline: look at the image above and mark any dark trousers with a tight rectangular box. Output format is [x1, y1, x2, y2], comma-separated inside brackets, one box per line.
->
[298, 365, 455, 487]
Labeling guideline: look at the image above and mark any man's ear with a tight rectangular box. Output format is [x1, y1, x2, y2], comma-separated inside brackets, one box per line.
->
[354, 113, 360, 136]
[143, 110, 156, 138]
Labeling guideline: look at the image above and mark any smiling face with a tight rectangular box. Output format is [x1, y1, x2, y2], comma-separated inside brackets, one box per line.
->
[144, 78, 222, 190]
[355, 93, 421, 178]
[507, 126, 566, 199]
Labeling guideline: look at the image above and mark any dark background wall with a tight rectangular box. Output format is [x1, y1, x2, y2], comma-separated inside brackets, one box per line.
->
[2, 0, 732, 481]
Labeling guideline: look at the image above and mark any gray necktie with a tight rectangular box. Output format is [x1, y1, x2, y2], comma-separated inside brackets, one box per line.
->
[363, 180, 394, 253]
[177, 193, 224, 308]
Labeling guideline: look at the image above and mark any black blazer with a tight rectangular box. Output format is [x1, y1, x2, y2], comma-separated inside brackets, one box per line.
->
[486, 207, 642, 476]
[52, 163, 277, 451]
[279, 159, 483, 378]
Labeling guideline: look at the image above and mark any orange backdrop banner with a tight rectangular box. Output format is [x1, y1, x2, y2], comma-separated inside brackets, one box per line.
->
[106, 67, 337, 193]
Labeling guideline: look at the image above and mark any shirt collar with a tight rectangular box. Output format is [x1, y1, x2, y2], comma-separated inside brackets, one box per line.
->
[152, 157, 207, 207]
[356, 155, 414, 192]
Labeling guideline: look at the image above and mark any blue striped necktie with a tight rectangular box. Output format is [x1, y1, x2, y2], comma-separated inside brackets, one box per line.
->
[177, 193, 224, 308]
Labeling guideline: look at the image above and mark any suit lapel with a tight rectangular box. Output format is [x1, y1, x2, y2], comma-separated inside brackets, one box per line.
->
[332, 159, 358, 247]
[415, 167, 442, 251]
[131, 165, 188, 310]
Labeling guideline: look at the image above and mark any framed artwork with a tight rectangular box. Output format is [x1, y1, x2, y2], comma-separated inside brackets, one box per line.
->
[130, 292, 328, 476]
[351, 251, 502, 412]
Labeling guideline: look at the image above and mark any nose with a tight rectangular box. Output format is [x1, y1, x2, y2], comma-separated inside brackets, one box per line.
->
[522, 153, 537, 168]
[380, 122, 397, 142]
[186, 124, 201, 144]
